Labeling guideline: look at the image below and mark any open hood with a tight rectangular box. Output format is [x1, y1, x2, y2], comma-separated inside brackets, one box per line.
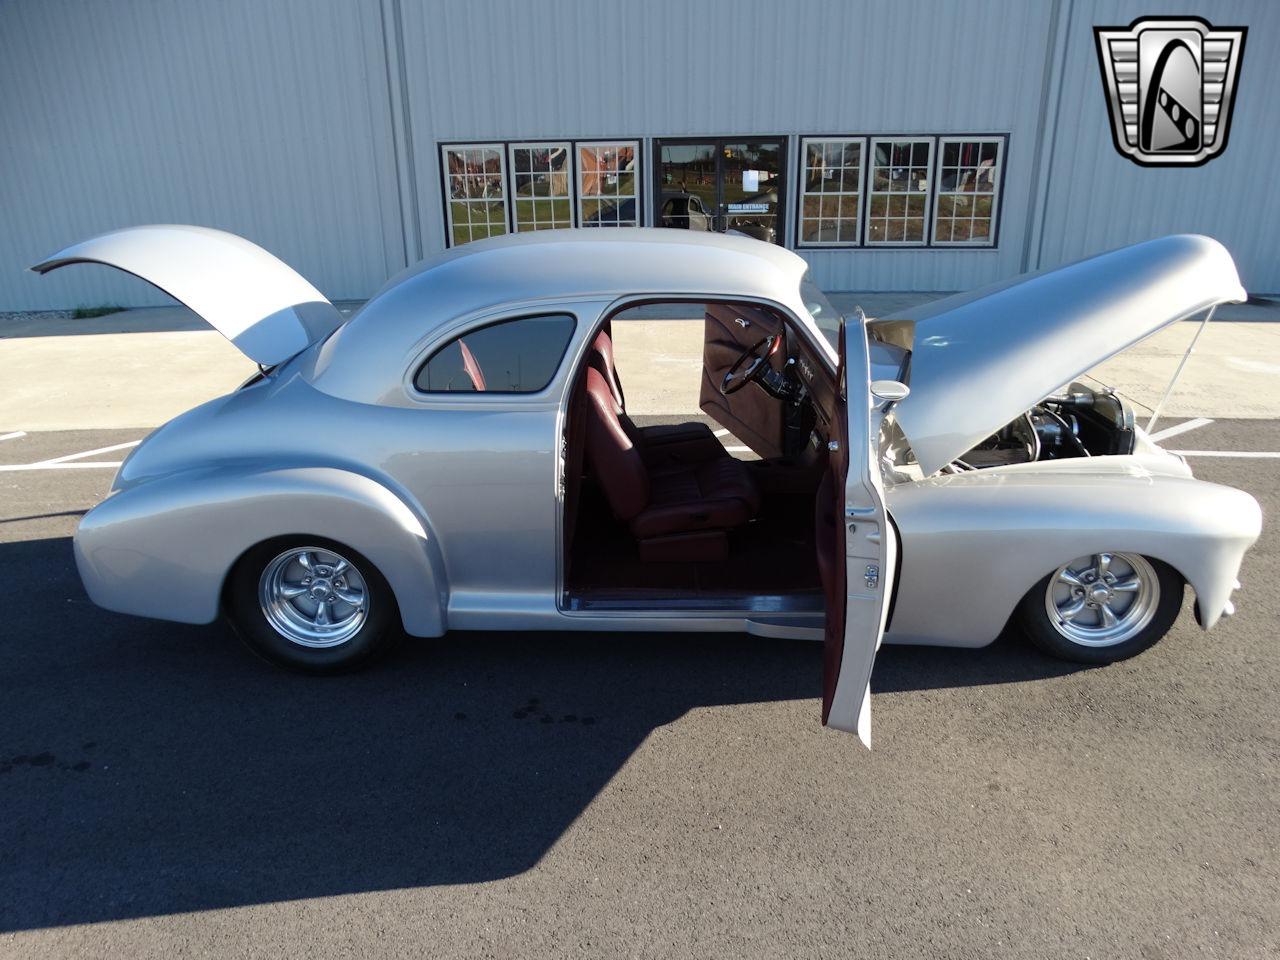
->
[32, 225, 342, 366]
[882, 235, 1246, 476]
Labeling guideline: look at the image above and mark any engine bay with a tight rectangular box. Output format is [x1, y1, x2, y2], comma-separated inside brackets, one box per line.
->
[953, 381, 1137, 470]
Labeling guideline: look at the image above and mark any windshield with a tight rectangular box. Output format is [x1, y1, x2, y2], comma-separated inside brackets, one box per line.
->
[800, 272, 842, 351]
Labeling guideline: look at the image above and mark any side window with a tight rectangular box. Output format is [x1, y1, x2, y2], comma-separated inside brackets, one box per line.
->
[414, 314, 577, 394]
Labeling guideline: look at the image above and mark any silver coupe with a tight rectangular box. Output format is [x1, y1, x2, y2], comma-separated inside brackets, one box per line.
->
[33, 226, 1261, 745]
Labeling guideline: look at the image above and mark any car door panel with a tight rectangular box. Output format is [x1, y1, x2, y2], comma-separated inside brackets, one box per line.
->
[822, 321, 899, 747]
[699, 303, 786, 458]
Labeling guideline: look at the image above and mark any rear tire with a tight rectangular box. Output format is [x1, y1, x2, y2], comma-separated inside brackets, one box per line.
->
[225, 536, 400, 673]
[1015, 553, 1183, 664]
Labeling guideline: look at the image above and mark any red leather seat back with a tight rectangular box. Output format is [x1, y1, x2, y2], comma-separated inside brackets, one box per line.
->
[583, 367, 649, 520]
[588, 328, 626, 410]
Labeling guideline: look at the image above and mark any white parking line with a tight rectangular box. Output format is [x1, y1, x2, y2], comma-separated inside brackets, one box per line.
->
[713, 429, 730, 438]
[0, 431, 27, 442]
[725, 445, 751, 453]
[0, 439, 141, 473]
[1149, 417, 1214, 442]
[35, 440, 140, 465]
[0, 461, 124, 472]
[1171, 450, 1280, 459]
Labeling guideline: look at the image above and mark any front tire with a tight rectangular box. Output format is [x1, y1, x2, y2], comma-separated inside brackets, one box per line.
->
[1015, 553, 1183, 664]
[225, 537, 400, 673]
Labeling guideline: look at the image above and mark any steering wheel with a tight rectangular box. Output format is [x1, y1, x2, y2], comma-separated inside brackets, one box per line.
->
[720, 335, 778, 396]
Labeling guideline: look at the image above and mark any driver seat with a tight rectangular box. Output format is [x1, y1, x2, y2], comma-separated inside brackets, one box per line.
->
[582, 368, 760, 562]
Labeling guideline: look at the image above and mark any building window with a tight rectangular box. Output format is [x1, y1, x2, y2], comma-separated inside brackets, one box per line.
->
[442, 145, 508, 245]
[797, 137, 865, 246]
[509, 142, 573, 231]
[414, 314, 577, 394]
[577, 140, 640, 227]
[932, 137, 1003, 245]
[866, 138, 933, 245]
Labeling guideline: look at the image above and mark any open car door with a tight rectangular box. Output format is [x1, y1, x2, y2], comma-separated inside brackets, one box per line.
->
[821, 319, 900, 747]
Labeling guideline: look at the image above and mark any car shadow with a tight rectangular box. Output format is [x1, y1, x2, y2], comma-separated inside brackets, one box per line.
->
[0, 536, 1086, 931]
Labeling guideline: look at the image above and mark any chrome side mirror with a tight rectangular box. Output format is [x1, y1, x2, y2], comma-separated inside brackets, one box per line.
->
[870, 379, 910, 403]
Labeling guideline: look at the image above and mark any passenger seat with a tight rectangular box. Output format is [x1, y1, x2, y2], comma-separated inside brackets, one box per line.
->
[587, 327, 726, 469]
[581, 367, 760, 562]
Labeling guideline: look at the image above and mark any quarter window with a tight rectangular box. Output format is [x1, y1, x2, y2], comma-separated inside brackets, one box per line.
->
[932, 137, 1003, 245]
[414, 314, 576, 394]
[866, 138, 933, 245]
[577, 140, 640, 227]
[509, 142, 574, 231]
[442, 145, 509, 245]
[798, 137, 865, 246]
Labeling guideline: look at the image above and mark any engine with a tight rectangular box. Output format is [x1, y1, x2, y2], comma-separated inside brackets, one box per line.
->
[956, 382, 1136, 469]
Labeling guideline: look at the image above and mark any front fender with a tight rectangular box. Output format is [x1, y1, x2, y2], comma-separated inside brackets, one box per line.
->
[885, 469, 1262, 647]
[74, 465, 448, 636]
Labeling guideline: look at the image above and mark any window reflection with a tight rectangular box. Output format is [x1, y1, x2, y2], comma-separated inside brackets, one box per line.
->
[442, 145, 509, 245]
[578, 142, 640, 227]
[866, 138, 932, 244]
[799, 138, 864, 245]
[932, 138, 1002, 246]
[510, 143, 573, 232]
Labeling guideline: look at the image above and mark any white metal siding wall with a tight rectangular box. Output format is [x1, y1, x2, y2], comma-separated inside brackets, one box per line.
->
[0, 0, 404, 310]
[1031, 0, 1280, 292]
[397, 0, 1057, 292]
[0, 0, 1274, 308]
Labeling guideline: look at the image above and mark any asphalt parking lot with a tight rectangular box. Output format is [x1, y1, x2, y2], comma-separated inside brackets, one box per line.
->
[1, 418, 1277, 958]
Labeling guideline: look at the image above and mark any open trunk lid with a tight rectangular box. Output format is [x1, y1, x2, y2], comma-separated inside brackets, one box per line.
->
[32, 225, 342, 367]
[879, 235, 1246, 476]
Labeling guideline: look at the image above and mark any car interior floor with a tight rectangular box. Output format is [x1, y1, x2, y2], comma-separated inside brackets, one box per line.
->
[565, 467, 822, 600]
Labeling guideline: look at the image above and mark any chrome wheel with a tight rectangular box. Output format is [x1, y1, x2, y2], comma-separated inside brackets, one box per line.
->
[257, 546, 369, 648]
[1044, 552, 1159, 648]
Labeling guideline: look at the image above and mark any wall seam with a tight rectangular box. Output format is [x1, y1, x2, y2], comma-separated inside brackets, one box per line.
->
[379, 0, 422, 265]
[1022, 0, 1073, 273]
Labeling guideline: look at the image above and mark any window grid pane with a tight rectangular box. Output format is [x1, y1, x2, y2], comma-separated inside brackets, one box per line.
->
[931, 137, 1002, 247]
[510, 142, 573, 232]
[866, 138, 933, 245]
[798, 137, 864, 246]
[577, 141, 640, 227]
[442, 145, 509, 245]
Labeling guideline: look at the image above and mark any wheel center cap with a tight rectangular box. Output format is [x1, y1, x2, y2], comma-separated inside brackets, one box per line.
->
[1089, 583, 1111, 604]
[309, 581, 330, 600]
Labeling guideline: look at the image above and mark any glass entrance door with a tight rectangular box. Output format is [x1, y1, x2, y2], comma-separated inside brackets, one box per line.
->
[655, 137, 786, 245]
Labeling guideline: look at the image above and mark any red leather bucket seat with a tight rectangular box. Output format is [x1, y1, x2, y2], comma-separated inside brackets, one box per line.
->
[581, 367, 760, 562]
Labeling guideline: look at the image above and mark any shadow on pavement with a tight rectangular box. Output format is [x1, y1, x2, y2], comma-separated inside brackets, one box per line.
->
[0, 535, 1083, 931]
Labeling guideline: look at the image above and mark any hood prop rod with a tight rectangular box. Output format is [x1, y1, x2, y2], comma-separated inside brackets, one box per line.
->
[1144, 304, 1216, 434]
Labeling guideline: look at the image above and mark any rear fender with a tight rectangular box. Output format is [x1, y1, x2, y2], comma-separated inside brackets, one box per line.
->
[74, 465, 448, 636]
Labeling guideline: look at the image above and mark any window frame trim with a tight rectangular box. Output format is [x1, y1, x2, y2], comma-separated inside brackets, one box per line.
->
[574, 138, 644, 230]
[795, 136, 869, 249]
[440, 142, 512, 247]
[439, 137, 647, 247]
[507, 140, 576, 233]
[409, 310, 580, 398]
[929, 134, 1007, 248]
[864, 135, 937, 248]
[790, 132, 1010, 250]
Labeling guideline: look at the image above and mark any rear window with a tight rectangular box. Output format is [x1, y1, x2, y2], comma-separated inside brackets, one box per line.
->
[414, 313, 576, 393]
